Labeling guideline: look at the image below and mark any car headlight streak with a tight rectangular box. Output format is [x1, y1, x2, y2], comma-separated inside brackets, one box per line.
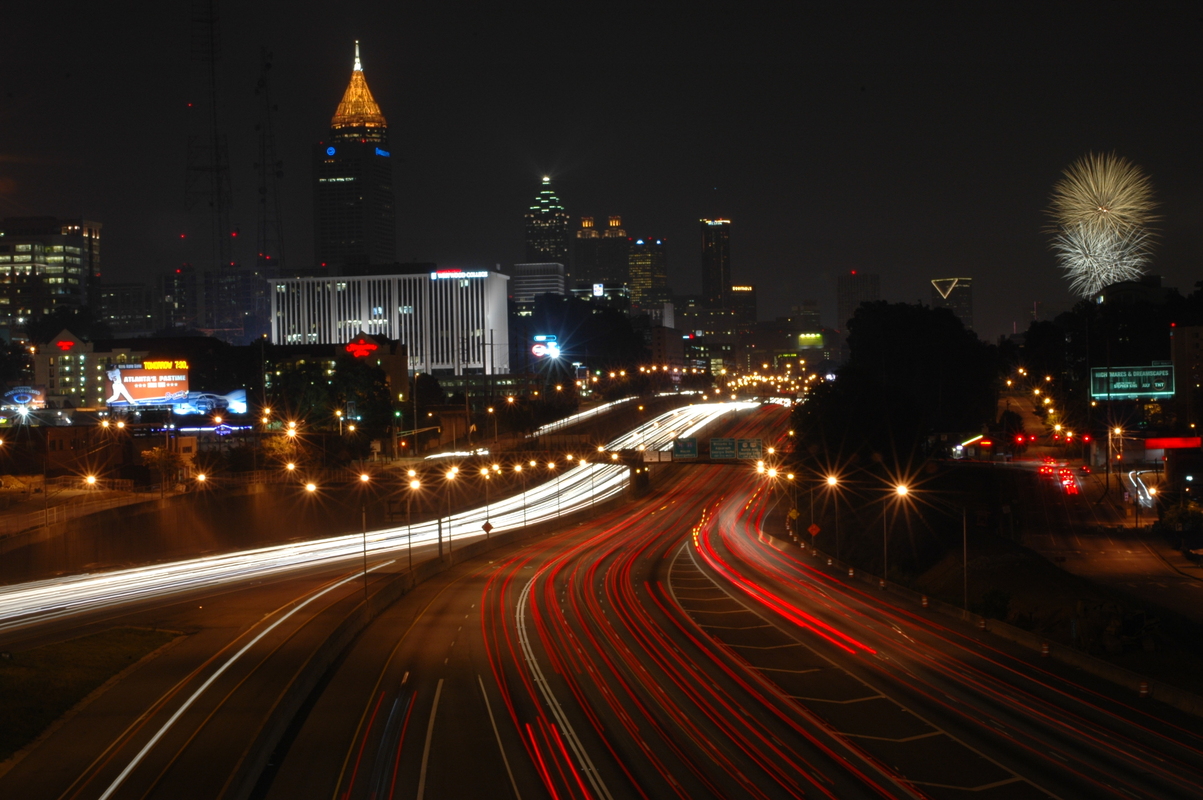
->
[0, 403, 756, 632]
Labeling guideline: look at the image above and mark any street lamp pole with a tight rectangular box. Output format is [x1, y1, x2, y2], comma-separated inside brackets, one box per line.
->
[407, 471, 418, 572]
[361, 504, 368, 601]
[481, 467, 491, 539]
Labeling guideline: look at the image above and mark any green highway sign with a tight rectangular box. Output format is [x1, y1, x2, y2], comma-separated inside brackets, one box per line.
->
[710, 438, 736, 459]
[737, 438, 763, 459]
[673, 438, 698, 459]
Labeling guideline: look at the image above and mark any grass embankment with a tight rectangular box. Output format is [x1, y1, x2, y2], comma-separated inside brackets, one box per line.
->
[0, 627, 177, 762]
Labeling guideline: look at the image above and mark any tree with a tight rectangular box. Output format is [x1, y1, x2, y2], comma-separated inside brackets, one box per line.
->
[140, 447, 184, 497]
[792, 302, 1000, 460]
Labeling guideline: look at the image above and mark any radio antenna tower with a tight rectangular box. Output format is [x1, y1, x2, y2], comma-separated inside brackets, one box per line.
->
[184, 0, 240, 337]
[254, 48, 286, 274]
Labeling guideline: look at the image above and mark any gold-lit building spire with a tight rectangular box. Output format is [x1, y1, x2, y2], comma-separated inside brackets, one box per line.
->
[331, 40, 386, 133]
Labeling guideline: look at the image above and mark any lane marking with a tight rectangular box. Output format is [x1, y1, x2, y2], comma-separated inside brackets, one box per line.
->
[415, 678, 444, 800]
[517, 576, 614, 800]
[479, 674, 522, 800]
[98, 562, 392, 800]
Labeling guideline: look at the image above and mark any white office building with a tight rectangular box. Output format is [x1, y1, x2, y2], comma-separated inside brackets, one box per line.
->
[270, 269, 510, 375]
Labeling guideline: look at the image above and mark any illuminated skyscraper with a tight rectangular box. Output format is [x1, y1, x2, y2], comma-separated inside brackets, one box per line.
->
[524, 177, 570, 265]
[931, 277, 974, 331]
[0, 217, 101, 340]
[629, 238, 669, 313]
[569, 214, 628, 288]
[700, 218, 731, 309]
[313, 42, 396, 269]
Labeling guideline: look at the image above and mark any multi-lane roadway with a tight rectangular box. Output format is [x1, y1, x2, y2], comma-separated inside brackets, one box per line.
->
[2, 401, 1202, 798]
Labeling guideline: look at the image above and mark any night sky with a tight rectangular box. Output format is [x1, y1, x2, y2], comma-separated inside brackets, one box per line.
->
[2, 2, 1201, 341]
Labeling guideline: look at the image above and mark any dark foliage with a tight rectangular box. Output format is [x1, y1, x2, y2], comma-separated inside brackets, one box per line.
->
[792, 302, 999, 459]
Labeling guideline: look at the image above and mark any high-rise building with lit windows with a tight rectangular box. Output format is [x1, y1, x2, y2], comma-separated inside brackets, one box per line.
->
[524, 177, 570, 266]
[0, 217, 101, 340]
[629, 238, 669, 313]
[313, 42, 396, 270]
[700, 218, 731, 309]
[570, 214, 628, 288]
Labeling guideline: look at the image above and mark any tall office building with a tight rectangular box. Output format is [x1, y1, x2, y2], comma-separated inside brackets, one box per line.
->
[270, 268, 510, 375]
[97, 282, 155, 337]
[524, 177, 570, 266]
[629, 238, 669, 313]
[0, 217, 101, 339]
[569, 217, 599, 287]
[730, 284, 757, 324]
[313, 42, 396, 270]
[836, 270, 880, 330]
[700, 219, 731, 309]
[569, 214, 628, 288]
[931, 277, 974, 331]
[510, 262, 566, 316]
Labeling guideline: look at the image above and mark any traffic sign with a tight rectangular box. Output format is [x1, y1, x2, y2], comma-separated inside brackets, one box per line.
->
[482, 522, 493, 534]
[673, 437, 698, 459]
[736, 438, 763, 459]
[807, 523, 821, 536]
[788, 508, 800, 519]
[709, 438, 736, 459]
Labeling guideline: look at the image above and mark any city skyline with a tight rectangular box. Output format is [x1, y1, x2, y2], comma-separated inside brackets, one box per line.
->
[1, 4, 1200, 340]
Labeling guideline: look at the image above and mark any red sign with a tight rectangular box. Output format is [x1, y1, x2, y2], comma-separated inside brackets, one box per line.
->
[55, 341, 74, 351]
[345, 338, 379, 358]
[482, 522, 494, 534]
[807, 523, 821, 536]
[1145, 437, 1202, 450]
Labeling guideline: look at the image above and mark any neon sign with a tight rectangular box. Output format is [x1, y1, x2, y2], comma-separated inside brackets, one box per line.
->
[55, 341, 74, 351]
[375, 147, 390, 157]
[345, 337, 379, 358]
[430, 270, 489, 280]
[326, 146, 336, 156]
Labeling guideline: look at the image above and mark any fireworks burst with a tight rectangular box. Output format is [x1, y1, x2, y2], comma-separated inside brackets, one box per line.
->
[1052, 222, 1152, 297]
[1049, 152, 1157, 234]
[1047, 152, 1157, 297]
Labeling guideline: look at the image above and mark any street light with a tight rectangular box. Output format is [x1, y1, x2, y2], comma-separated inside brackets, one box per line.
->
[825, 475, 841, 561]
[884, 484, 909, 586]
[442, 467, 458, 558]
[515, 463, 528, 526]
[487, 407, 498, 442]
[407, 473, 420, 571]
[480, 467, 492, 537]
[358, 472, 371, 599]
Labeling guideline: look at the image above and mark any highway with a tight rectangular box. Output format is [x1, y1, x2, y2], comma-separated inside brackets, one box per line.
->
[264, 406, 1203, 799]
[0, 400, 754, 798]
[3, 400, 1202, 798]
[1019, 460, 1203, 627]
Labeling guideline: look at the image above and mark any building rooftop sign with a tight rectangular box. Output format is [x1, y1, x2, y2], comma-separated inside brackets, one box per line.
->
[430, 270, 489, 280]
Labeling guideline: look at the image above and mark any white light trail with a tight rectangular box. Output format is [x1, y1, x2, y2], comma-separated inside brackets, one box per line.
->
[0, 402, 757, 632]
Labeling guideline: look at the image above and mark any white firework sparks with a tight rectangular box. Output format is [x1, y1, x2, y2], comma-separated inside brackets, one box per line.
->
[1048, 152, 1157, 297]
[1052, 222, 1152, 298]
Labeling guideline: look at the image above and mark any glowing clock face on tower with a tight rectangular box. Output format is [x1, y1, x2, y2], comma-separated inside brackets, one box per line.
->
[326, 146, 336, 156]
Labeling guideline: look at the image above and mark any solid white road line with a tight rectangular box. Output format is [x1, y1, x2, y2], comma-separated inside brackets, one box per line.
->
[97, 562, 393, 800]
[479, 674, 522, 800]
[416, 678, 444, 800]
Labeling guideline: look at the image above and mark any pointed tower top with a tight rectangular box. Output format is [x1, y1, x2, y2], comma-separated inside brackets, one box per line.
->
[331, 41, 386, 132]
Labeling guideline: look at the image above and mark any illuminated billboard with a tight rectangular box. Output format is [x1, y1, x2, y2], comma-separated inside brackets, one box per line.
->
[1090, 365, 1174, 400]
[531, 334, 560, 359]
[105, 360, 190, 407]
